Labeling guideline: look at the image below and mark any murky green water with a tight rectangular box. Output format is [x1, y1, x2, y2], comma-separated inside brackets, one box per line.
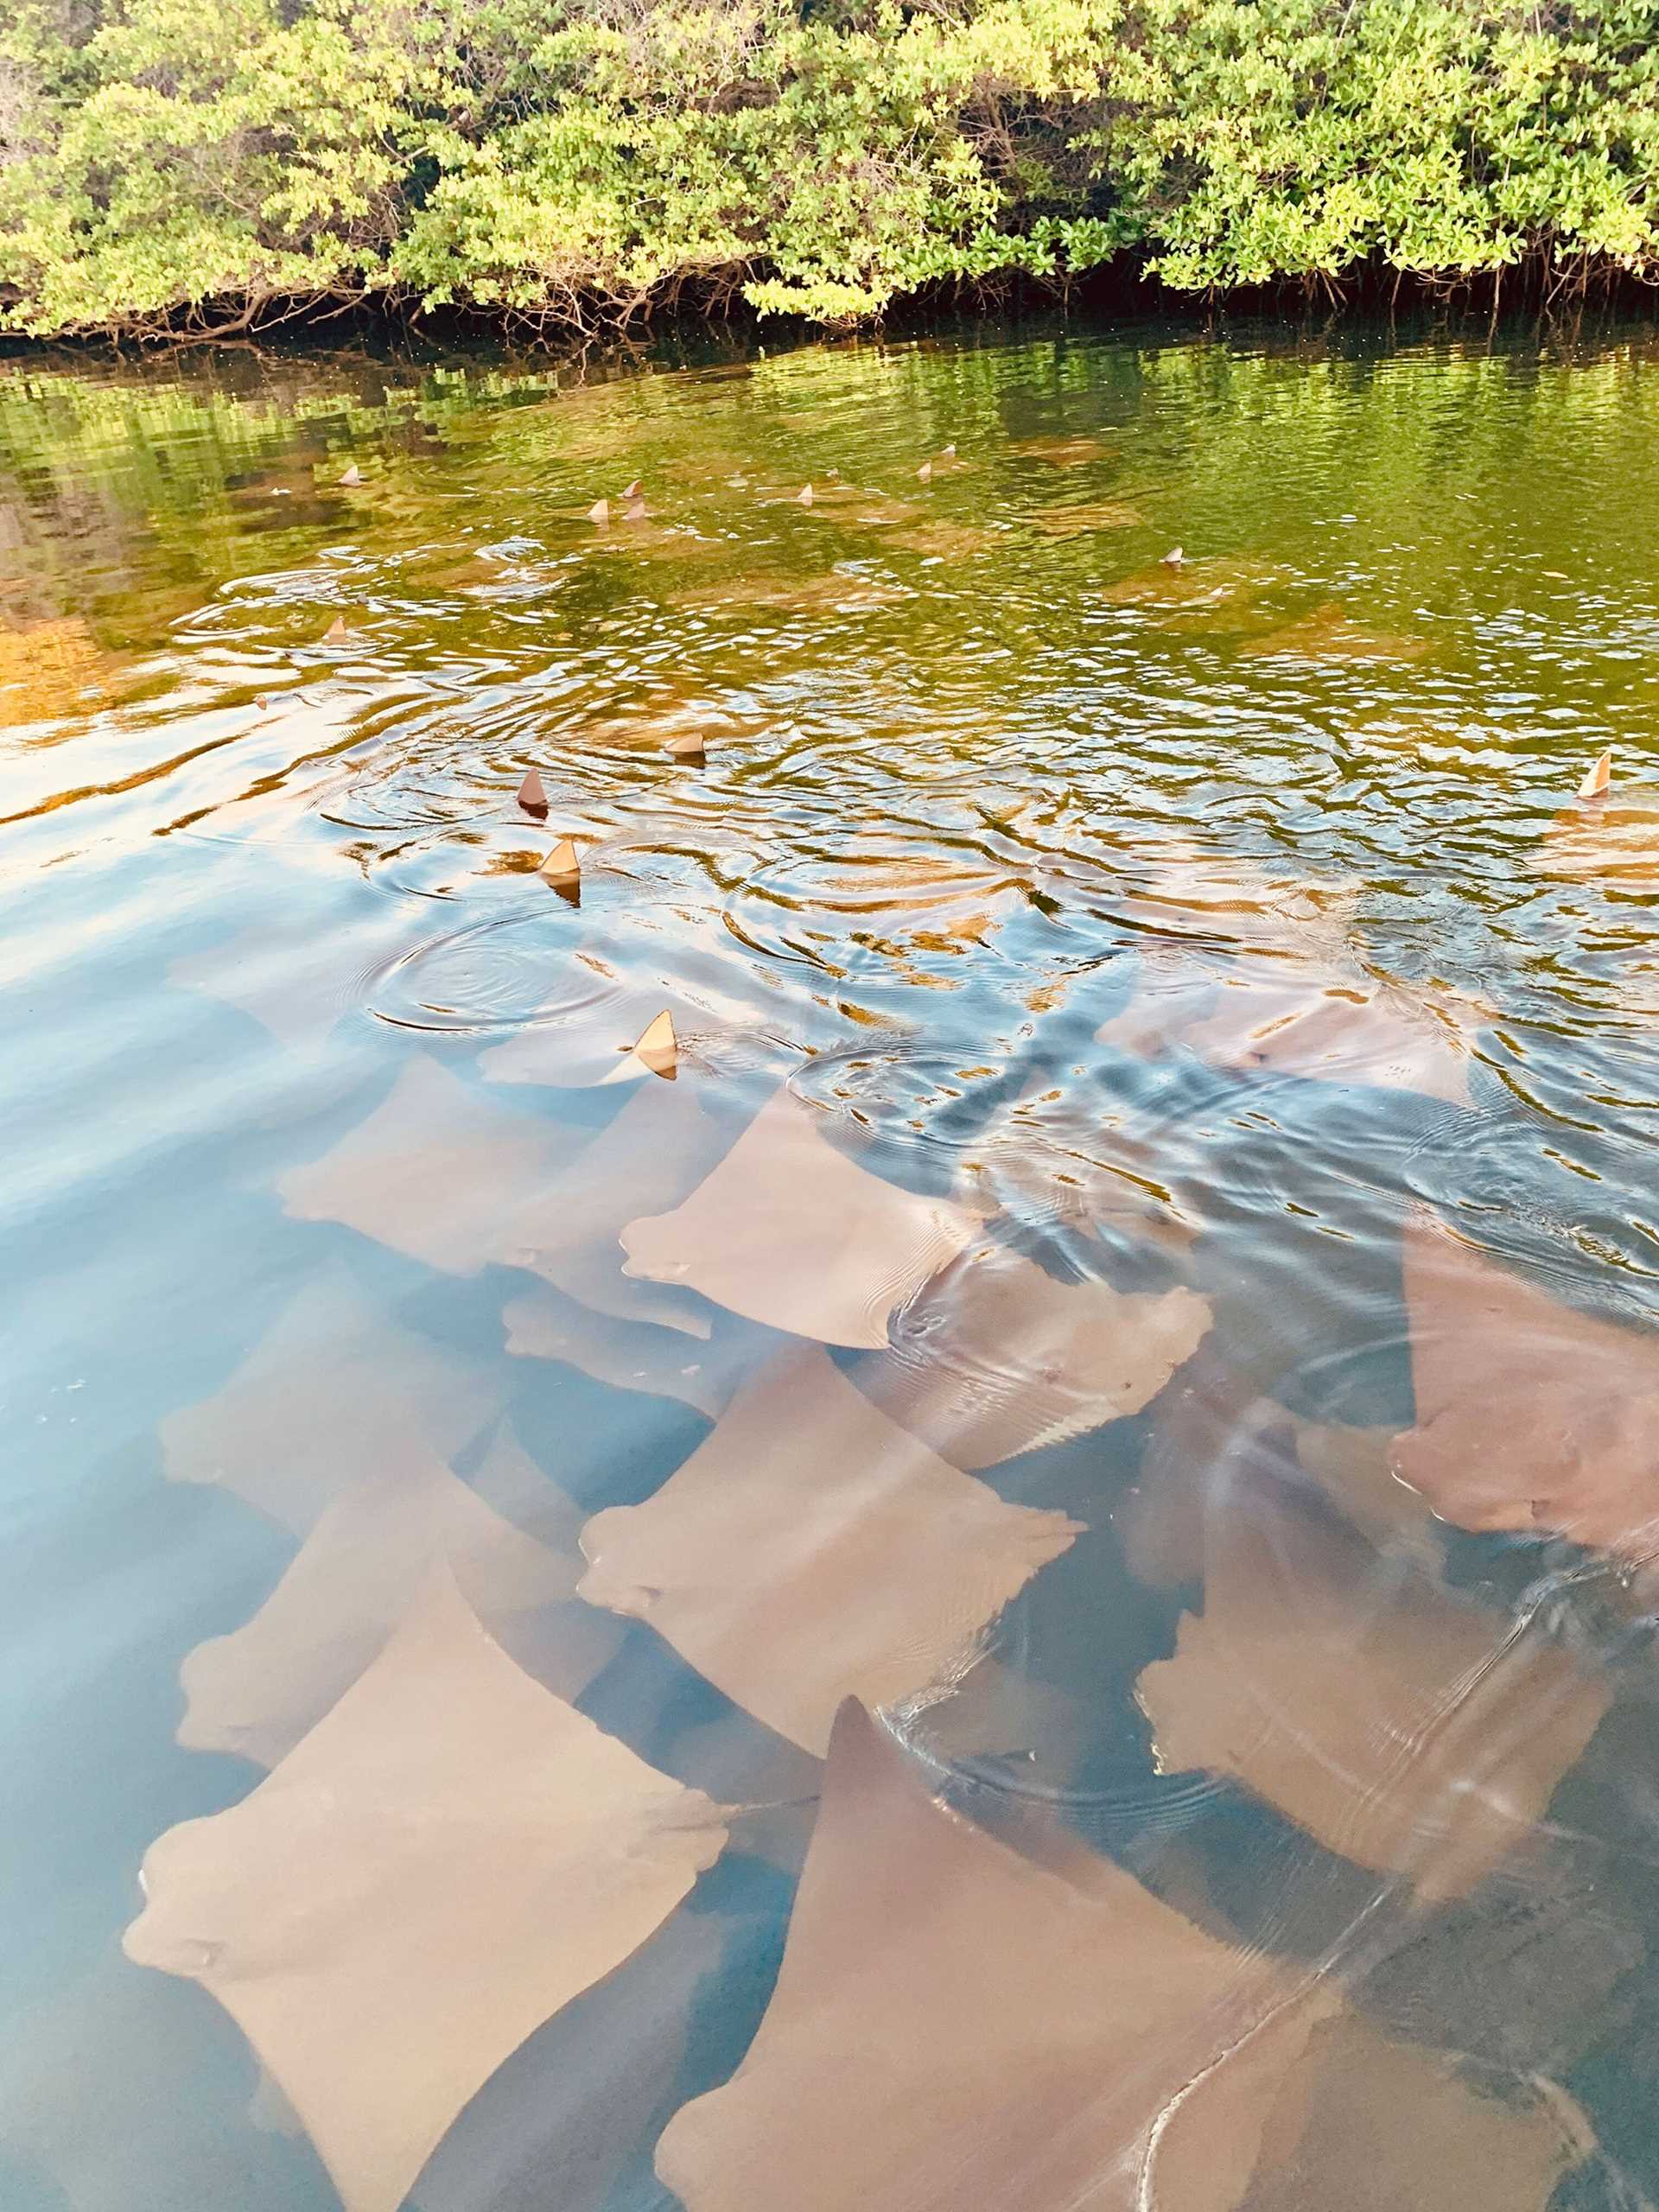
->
[5, 318, 1659, 2212]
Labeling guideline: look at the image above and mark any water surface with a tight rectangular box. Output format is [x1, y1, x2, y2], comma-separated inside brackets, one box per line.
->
[4, 319, 1659, 2212]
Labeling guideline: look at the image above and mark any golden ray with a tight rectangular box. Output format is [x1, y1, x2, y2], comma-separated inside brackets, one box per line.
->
[916, 461, 932, 482]
[852, 1239, 1210, 1469]
[1135, 1475, 1611, 1900]
[664, 732, 706, 763]
[1028, 501, 1143, 537]
[124, 1572, 727, 2212]
[796, 483, 814, 505]
[503, 1281, 760, 1416]
[1392, 1214, 1659, 1558]
[1012, 435, 1115, 467]
[1099, 968, 1478, 1107]
[1577, 747, 1612, 799]
[1240, 602, 1429, 660]
[596, 1008, 678, 1085]
[324, 615, 350, 643]
[279, 1053, 587, 1276]
[506, 1070, 739, 1338]
[587, 498, 610, 525]
[657, 1696, 1338, 2212]
[169, 911, 405, 1058]
[578, 1344, 1081, 1754]
[1236, 2015, 1591, 2212]
[1288, 1417, 1427, 1548]
[177, 1433, 588, 1767]
[158, 1259, 493, 1535]
[339, 464, 363, 487]
[620, 1082, 987, 1348]
[517, 767, 549, 817]
[0, 1957, 303, 2212]
[1540, 798, 1659, 887]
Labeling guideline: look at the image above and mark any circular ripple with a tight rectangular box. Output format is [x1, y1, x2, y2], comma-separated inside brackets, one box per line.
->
[367, 909, 594, 1033]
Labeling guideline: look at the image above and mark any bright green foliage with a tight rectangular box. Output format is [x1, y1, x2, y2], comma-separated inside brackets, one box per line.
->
[1, 0, 1656, 337]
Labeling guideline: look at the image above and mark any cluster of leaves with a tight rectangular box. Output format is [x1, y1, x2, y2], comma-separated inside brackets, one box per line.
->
[1, 0, 1656, 338]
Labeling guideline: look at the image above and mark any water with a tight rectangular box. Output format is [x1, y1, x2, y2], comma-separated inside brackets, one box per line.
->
[4, 317, 1659, 2212]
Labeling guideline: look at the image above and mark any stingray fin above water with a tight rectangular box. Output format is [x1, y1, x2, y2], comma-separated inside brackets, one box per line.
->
[517, 767, 549, 817]
[277, 1053, 588, 1277]
[1577, 747, 1612, 800]
[124, 1570, 727, 2212]
[577, 1344, 1081, 1754]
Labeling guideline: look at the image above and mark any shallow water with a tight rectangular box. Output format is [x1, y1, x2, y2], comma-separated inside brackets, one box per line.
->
[4, 316, 1659, 2212]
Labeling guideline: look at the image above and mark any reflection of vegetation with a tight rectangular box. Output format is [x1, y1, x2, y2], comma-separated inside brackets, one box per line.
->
[1, 0, 1656, 338]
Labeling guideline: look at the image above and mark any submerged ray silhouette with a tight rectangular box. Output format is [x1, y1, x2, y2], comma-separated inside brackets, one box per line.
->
[578, 1344, 1081, 1753]
[125, 1572, 727, 2212]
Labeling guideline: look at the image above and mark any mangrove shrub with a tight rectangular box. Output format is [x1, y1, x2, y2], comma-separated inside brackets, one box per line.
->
[1, 0, 1656, 337]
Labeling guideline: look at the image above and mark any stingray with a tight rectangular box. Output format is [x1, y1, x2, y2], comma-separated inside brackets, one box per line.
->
[656, 1696, 1341, 2212]
[1027, 500, 1143, 537]
[1098, 965, 1479, 1108]
[1540, 798, 1659, 887]
[851, 1237, 1211, 1469]
[875, 520, 1002, 559]
[671, 572, 906, 615]
[1012, 435, 1116, 467]
[124, 1571, 728, 2212]
[1239, 602, 1430, 661]
[170, 905, 410, 1058]
[620, 1082, 988, 1348]
[177, 1432, 589, 1766]
[1578, 747, 1612, 799]
[578, 1344, 1081, 1753]
[0, 1955, 310, 2212]
[1288, 1417, 1427, 1548]
[1391, 1214, 1659, 1559]
[1234, 2014, 1593, 2212]
[279, 1053, 588, 1276]
[324, 615, 351, 643]
[503, 1280, 769, 1417]
[158, 1259, 493, 1535]
[1135, 1474, 1611, 1901]
[506, 1071, 745, 1338]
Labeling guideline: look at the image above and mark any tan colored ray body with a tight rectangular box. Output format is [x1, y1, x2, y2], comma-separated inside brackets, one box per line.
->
[504, 1281, 760, 1416]
[158, 1260, 493, 1534]
[658, 1697, 1336, 2212]
[177, 1435, 587, 1766]
[540, 836, 581, 889]
[1135, 1478, 1611, 1899]
[279, 1053, 585, 1276]
[620, 1082, 986, 1347]
[1541, 798, 1659, 887]
[854, 1239, 1210, 1468]
[1029, 501, 1143, 537]
[170, 910, 404, 1058]
[1236, 2014, 1587, 2212]
[1100, 968, 1478, 1107]
[508, 1072, 739, 1337]
[124, 1573, 726, 2212]
[578, 1345, 1080, 1753]
[1392, 1215, 1659, 1557]
[1013, 435, 1115, 467]
[1240, 602, 1429, 660]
